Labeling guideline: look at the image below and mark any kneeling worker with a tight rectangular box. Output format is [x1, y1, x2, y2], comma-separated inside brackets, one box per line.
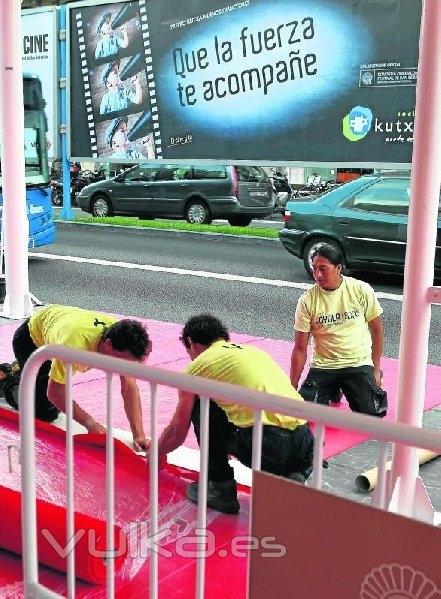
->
[0, 304, 151, 451]
[155, 314, 313, 514]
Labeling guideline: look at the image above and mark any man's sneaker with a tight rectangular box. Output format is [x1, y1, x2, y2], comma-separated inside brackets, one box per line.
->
[0, 363, 12, 378]
[0, 363, 12, 399]
[187, 480, 240, 514]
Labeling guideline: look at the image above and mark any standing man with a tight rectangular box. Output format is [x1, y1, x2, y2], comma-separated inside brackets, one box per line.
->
[0, 304, 151, 450]
[290, 243, 387, 417]
[155, 314, 313, 514]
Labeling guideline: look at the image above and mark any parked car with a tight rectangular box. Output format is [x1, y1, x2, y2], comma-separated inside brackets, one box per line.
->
[279, 175, 441, 277]
[76, 164, 274, 226]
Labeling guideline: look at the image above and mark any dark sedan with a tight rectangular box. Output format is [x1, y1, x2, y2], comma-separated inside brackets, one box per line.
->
[279, 175, 441, 277]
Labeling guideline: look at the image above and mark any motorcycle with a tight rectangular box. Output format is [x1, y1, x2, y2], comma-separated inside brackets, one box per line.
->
[270, 171, 292, 215]
[51, 167, 106, 207]
[71, 168, 106, 205]
[50, 179, 63, 206]
[295, 179, 341, 199]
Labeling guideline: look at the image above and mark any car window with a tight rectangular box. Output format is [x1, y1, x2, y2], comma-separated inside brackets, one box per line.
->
[193, 165, 227, 179]
[123, 167, 141, 182]
[235, 166, 268, 182]
[342, 178, 410, 215]
[157, 165, 192, 181]
[124, 165, 159, 182]
[139, 166, 160, 181]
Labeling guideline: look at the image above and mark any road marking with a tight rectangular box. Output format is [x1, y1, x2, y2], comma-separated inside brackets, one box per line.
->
[29, 252, 404, 301]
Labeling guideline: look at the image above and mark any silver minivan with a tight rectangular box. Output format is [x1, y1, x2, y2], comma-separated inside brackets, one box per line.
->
[77, 164, 274, 226]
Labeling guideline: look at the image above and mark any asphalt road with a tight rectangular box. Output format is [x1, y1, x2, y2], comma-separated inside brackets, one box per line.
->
[29, 222, 441, 364]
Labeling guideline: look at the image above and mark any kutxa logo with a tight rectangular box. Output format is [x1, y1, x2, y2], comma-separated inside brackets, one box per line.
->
[342, 106, 373, 142]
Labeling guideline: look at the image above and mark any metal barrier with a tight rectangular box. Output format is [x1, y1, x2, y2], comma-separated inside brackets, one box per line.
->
[18, 345, 441, 599]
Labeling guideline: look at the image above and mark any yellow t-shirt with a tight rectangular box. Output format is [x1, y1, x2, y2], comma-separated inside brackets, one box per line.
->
[28, 304, 117, 383]
[294, 276, 383, 369]
[185, 340, 306, 429]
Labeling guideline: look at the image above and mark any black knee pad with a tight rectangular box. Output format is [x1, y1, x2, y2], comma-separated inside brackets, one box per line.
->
[371, 386, 388, 417]
[298, 380, 318, 403]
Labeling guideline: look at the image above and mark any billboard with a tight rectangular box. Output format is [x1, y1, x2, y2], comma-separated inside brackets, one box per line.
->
[68, 0, 421, 164]
[22, 7, 58, 160]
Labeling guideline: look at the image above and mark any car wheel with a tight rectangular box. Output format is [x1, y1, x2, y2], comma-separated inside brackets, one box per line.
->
[228, 216, 252, 227]
[91, 194, 113, 217]
[185, 200, 211, 224]
[302, 237, 345, 278]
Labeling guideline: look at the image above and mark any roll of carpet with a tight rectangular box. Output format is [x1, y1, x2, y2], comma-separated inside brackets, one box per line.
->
[355, 449, 439, 493]
[0, 484, 127, 584]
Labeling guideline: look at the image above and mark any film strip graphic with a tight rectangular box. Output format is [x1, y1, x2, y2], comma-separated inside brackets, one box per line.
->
[138, 0, 162, 158]
[75, 12, 98, 158]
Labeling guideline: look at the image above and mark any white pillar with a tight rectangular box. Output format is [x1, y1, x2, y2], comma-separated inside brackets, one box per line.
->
[0, 0, 32, 318]
[389, 0, 441, 516]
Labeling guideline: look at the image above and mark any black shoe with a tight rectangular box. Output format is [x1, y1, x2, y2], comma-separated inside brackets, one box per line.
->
[0, 363, 13, 401]
[0, 363, 12, 377]
[36, 407, 60, 423]
[187, 480, 240, 514]
[288, 472, 307, 484]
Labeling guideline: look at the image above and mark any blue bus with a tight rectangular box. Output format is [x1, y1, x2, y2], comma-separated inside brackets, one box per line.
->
[0, 74, 55, 249]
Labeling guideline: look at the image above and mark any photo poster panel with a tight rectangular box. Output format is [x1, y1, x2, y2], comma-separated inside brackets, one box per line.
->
[69, 0, 422, 164]
[69, 0, 159, 161]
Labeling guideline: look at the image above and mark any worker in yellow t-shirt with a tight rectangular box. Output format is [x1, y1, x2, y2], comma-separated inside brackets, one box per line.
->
[291, 243, 387, 417]
[154, 313, 314, 514]
[1, 304, 151, 451]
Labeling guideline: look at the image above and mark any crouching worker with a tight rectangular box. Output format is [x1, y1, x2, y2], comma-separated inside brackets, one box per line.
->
[0, 304, 151, 451]
[155, 314, 314, 514]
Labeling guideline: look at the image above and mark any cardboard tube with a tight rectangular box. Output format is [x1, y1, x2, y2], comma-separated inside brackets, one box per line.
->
[355, 449, 439, 493]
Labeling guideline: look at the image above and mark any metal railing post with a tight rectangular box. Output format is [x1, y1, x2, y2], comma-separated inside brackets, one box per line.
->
[149, 383, 159, 599]
[65, 365, 75, 598]
[106, 372, 115, 598]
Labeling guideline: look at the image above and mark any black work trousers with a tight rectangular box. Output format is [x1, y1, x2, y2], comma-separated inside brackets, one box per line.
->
[299, 365, 387, 417]
[9, 319, 59, 422]
[191, 397, 314, 483]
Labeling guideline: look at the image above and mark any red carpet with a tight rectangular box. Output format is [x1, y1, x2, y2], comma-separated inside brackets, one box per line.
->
[1, 316, 440, 458]
[0, 408, 250, 598]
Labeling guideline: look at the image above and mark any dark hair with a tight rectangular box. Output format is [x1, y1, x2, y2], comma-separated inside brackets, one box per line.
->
[102, 319, 150, 360]
[181, 314, 230, 347]
[311, 243, 343, 267]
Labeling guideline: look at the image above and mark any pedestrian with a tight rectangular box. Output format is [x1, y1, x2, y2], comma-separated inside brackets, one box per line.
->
[153, 313, 314, 514]
[290, 243, 387, 416]
[0, 304, 151, 451]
